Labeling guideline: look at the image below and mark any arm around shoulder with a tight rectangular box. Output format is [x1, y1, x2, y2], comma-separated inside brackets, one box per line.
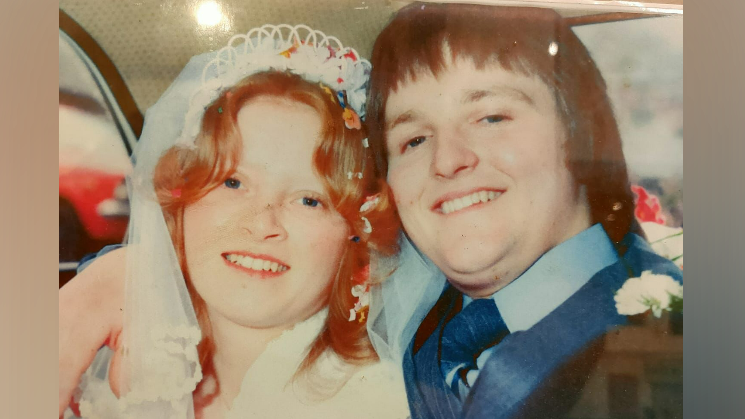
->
[59, 247, 126, 416]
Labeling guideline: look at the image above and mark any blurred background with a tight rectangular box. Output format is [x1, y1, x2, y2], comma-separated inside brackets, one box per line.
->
[576, 17, 683, 227]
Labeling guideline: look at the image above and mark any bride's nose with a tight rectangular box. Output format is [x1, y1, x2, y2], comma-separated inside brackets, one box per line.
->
[242, 203, 287, 241]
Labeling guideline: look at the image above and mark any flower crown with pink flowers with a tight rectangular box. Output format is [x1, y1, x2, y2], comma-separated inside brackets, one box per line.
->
[176, 24, 371, 147]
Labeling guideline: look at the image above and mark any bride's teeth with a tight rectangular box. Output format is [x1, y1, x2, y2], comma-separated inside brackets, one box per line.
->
[479, 191, 488, 203]
[488, 191, 497, 200]
[226, 254, 287, 272]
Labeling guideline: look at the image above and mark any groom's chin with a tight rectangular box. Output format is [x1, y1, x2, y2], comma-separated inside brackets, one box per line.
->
[436, 235, 507, 271]
[446, 272, 509, 299]
[435, 251, 511, 298]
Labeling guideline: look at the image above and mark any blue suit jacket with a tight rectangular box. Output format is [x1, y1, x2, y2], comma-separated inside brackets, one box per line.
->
[402, 234, 683, 419]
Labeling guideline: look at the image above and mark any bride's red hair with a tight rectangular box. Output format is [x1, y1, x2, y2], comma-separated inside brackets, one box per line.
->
[151, 71, 400, 395]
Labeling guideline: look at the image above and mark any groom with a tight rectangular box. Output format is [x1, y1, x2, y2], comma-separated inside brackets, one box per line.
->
[365, 3, 682, 419]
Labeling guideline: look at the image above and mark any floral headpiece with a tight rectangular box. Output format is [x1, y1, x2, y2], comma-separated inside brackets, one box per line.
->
[176, 24, 371, 147]
[347, 194, 382, 322]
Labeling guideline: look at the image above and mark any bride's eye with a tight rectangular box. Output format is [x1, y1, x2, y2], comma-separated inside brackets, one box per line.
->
[293, 193, 328, 210]
[224, 178, 241, 189]
[301, 197, 321, 208]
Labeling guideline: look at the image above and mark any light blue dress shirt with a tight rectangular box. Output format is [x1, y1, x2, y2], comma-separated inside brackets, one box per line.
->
[445, 224, 620, 395]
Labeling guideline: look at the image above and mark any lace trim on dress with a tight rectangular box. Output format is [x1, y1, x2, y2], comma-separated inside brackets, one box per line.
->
[119, 325, 202, 408]
[72, 311, 325, 419]
[73, 324, 202, 419]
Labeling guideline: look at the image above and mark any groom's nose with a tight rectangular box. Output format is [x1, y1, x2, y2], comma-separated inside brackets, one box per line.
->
[432, 130, 479, 179]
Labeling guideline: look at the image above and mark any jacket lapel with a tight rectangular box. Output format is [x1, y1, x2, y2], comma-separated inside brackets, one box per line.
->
[462, 260, 631, 419]
[403, 286, 463, 419]
[462, 235, 683, 418]
[405, 233, 683, 419]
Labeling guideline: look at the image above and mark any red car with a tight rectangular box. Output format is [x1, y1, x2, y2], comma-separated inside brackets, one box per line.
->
[59, 103, 132, 262]
[59, 166, 129, 260]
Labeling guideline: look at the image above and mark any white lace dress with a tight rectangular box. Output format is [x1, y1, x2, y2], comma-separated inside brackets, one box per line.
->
[65, 310, 410, 419]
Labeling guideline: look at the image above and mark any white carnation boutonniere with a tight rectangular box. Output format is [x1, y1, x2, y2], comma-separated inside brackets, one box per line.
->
[614, 270, 683, 318]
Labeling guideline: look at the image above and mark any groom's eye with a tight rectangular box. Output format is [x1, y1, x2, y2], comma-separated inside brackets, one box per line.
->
[479, 114, 507, 124]
[404, 136, 427, 152]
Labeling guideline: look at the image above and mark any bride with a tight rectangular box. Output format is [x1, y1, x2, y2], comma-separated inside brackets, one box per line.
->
[59, 25, 409, 419]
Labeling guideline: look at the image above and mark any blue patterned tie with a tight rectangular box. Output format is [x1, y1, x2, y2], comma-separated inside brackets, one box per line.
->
[440, 297, 510, 399]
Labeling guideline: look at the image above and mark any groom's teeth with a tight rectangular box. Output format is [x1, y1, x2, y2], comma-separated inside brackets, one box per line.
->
[225, 254, 287, 272]
[440, 191, 502, 215]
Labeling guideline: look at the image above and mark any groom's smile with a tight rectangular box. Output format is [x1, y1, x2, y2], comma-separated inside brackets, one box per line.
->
[384, 58, 592, 298]
[433, 188, 505, 215]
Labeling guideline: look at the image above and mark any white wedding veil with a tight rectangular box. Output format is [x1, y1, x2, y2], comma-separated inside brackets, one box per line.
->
[367, 233, 448, 365]
[106, 25, 371, 419]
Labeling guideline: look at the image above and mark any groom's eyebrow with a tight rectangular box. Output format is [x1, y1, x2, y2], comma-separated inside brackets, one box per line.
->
[462, 86, 535, 107]
[385, 86, 535, 133]
[386, 110, 417, 132]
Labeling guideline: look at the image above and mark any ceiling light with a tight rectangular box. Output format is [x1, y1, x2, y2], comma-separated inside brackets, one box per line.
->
[196, 1, 223, 27]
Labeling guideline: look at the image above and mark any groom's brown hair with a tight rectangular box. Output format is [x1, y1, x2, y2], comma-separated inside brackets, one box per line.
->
[366, 2, 641, 243]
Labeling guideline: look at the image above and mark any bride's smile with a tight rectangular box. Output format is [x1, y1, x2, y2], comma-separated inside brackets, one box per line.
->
[222, 252, 290, 275]
[184, 97, 349, 331]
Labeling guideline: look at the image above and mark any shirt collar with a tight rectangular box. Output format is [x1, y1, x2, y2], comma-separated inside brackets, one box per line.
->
[463, 224, 619, 332]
